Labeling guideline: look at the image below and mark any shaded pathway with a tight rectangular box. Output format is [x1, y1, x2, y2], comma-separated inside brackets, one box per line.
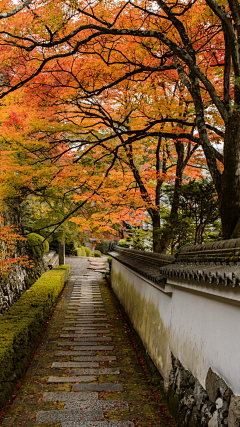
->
[2, 256, 174, 427]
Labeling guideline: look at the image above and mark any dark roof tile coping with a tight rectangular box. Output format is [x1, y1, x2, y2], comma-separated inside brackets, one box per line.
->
[178, 238, 240, 253]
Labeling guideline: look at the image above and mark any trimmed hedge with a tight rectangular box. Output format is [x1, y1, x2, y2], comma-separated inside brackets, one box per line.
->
[73, 247, 84, 256]
[0, 267, 69, 410]
[84, 247, 92, 257]
[27, 233, 49, 257]
[94, 250, 102, 257]
[55, 264, 70, 281]
[73, 246, 91, 257]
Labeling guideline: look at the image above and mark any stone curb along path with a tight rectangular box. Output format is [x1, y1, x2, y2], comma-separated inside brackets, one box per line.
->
[2, 256, 173, 427]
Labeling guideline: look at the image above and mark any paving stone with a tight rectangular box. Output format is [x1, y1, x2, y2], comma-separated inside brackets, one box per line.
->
[60, 341, 98, 345]
[51, 362, 100, 368]
[66, 311, 106, 313]
[55, 351, 97, 356]
[67, 315, 106, 320]
[66, 315, 106, 318]
[43, 392, 98, 401]
[69, 369, 120, 375]
[71, 321, 108, 324]
[70, 300, 103, 302]
[62, 327, 110, 333]
[71, 300, 103, 304]
[61, 422, 134, 427]
[36, 409, 103, 423]
[66, 308, 105, 310]
[64, 400, 128, 410]
[70, 346, 114, 351]
[72, 383, 124, 392]
[67, 307, 106, 316]
[47, 376, 97, 383]
[60, 336, 112, 341]
[67, 310, 105, 312]
[66, 317, 107, 320]
[63, 328, 111, 331]
[71, 293, 101, 295]
[58, 342, 114, 348]
[74, 356, 117, 362]
[69, 300, 103, 303]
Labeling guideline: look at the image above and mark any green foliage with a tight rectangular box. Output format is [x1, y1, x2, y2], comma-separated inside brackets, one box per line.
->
[94, 250, 102, 257]
[95, 239, 110, 254]
[107, 256, 112, 270]
[73, 246, 88, 256]
[65, 242, 76, 255]
[117, 237, 133, 248]
[0, 268, 68, 410]
[54, 264, 70, 281]
[84, 247, 93, 257]
[27, 232, 49, 257]
[162, 179, 221, 252]
[132, 229, 149, 251]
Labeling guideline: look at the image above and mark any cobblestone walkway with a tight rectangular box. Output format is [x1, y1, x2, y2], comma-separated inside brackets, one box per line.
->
[2, 257, 173, 427]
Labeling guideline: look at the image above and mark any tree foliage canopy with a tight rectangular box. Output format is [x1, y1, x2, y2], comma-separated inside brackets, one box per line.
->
[1, 0, 240, 262]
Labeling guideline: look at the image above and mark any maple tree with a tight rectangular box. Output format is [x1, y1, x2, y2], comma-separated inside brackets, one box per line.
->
[12, 0, 230, 239]
[55, 73, 207, 252]
[0, 217, 32, 272]
[0, 0, 239, 262]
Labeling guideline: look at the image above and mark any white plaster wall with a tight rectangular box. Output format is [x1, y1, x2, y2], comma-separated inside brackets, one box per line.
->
[112, 259, 240, 395]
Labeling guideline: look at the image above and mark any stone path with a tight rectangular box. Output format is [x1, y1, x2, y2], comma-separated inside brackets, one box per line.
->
[2, 256, 173, 427]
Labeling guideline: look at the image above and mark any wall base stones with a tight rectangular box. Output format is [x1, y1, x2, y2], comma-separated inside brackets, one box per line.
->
[0, 257, 47, 315]
[0, 204, 49, 315]
[167, 355, 237, 427]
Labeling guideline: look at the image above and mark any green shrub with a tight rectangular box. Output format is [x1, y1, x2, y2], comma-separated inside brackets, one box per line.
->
[95, 239, 110, 254]
[43, 239, 49, 253]
[84, 247, 92, 257]
[117, 238, 130, 248]
[81, 246, 87, 256]
[94, 250, 102, 257]
[27, 233, 49, 257]
[73, 247, 87, 256]
[0, 268, 68, 410]
[107, 256, 112, 270]
[73, 248, 82, 256]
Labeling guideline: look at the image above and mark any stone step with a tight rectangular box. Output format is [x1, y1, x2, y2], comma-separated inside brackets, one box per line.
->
[66, 310, 106, 312]
[36, 409, 103, 423]
[64, 400, 128, 410]
[63, 328, 111, 332]
[71, 293, 101, 295]
[69, 369, 120, 375]
[66, 317, 107, 321]
[74, 356, 117, 362]
[43, 392, 98, 401]
[51, 362, 99, 368]
[62, 327, 110, 333]
[47, 376, 97, 383]
[65, 318, 107, 321]
[58, 344, 114, 351]
[55, 351, 97, 356]
[60, 335, 112, 341]
[61, 422, 134, 427]
[60, 333, 110, 337]
[72, 383, 124, 392]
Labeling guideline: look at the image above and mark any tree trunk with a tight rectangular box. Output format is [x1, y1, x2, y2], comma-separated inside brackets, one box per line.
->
[220, 111, 240, 239]
[152, 212, 162, 253]
[156, 141, 185, 253]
